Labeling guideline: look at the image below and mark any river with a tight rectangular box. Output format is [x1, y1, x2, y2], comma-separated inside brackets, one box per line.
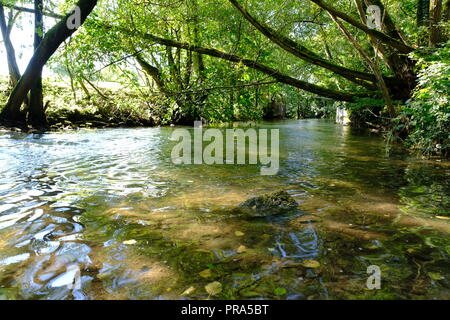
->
[0, 120, 449, 299]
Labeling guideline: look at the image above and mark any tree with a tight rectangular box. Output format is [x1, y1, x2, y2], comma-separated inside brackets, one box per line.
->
[418, 0, 431, 26]
[3, 0, 445, 129]
[120, 0, 419, 105]
[0, 3, 21, 88]
[28, 0, 47, 128]
[0, 0, 98, 127]
[126, 27, 369, 102]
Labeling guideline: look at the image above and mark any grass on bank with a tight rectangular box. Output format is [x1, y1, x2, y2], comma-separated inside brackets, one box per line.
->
[0, 76, 166, 129]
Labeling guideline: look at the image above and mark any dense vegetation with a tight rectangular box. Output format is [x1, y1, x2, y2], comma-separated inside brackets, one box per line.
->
[0, 0, 448, 156]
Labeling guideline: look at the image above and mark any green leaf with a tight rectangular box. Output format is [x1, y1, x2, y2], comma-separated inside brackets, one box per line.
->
[274, 288, 287, 296]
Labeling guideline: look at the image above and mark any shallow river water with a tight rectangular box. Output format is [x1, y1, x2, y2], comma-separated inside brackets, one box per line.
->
[0, 120, 449, 300]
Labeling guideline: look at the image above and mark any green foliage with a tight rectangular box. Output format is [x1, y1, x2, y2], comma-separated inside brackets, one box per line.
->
[39, 79, 163, 129]
[347, 98, 387, 111]
[393, 46, 450, 157]
[343, 97, 386, 129]
[0, 0, 448, 159]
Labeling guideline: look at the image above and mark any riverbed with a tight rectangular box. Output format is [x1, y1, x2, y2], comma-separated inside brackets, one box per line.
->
[0, 120, 449, 300]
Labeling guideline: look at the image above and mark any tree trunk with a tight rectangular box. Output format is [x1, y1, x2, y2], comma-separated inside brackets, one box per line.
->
[417, 0, 431, 45]
[135, 54, 170, 95]
[28, 0, 47, 129]
[0, 0, 98, 126]
[0, 4, 21, 88]
[355, 0, 417, 101]
[136, 53, 192, 123]
[418, 0, 431, 26]
[166, 46, 184, 90]
[329, 12, 395, 117]
[430, 0, 444, 46]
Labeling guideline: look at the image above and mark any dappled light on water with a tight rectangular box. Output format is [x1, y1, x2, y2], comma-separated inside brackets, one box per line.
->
[0, 120, 449, 300]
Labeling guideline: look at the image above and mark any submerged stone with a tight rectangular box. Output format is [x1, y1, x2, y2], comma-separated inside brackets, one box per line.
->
[235, 191, 300, 218]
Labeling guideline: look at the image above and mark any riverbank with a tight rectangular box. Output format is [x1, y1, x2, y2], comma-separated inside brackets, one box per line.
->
[1, 72, 448, 159]
[0, 76, 164, 131]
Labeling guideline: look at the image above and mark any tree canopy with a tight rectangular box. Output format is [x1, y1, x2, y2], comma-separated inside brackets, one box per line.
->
[0, 0, 448, 154]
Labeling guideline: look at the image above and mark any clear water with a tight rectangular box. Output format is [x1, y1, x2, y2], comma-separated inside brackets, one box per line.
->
[0, 120, 449, 300]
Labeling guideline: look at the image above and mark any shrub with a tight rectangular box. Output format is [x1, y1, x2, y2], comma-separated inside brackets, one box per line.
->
[396, 50, 450, 157]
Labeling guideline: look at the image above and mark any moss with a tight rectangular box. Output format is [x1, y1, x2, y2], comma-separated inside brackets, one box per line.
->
[236, 191, 300, 218]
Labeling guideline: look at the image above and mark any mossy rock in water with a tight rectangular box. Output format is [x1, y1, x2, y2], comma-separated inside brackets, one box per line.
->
[235, 191, 300, 218]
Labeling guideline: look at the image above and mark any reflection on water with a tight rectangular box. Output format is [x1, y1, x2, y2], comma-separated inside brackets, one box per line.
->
[0, 120, 449, 300]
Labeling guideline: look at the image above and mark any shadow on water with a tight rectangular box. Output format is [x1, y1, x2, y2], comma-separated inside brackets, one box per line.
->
[0, 120, 449, 299]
